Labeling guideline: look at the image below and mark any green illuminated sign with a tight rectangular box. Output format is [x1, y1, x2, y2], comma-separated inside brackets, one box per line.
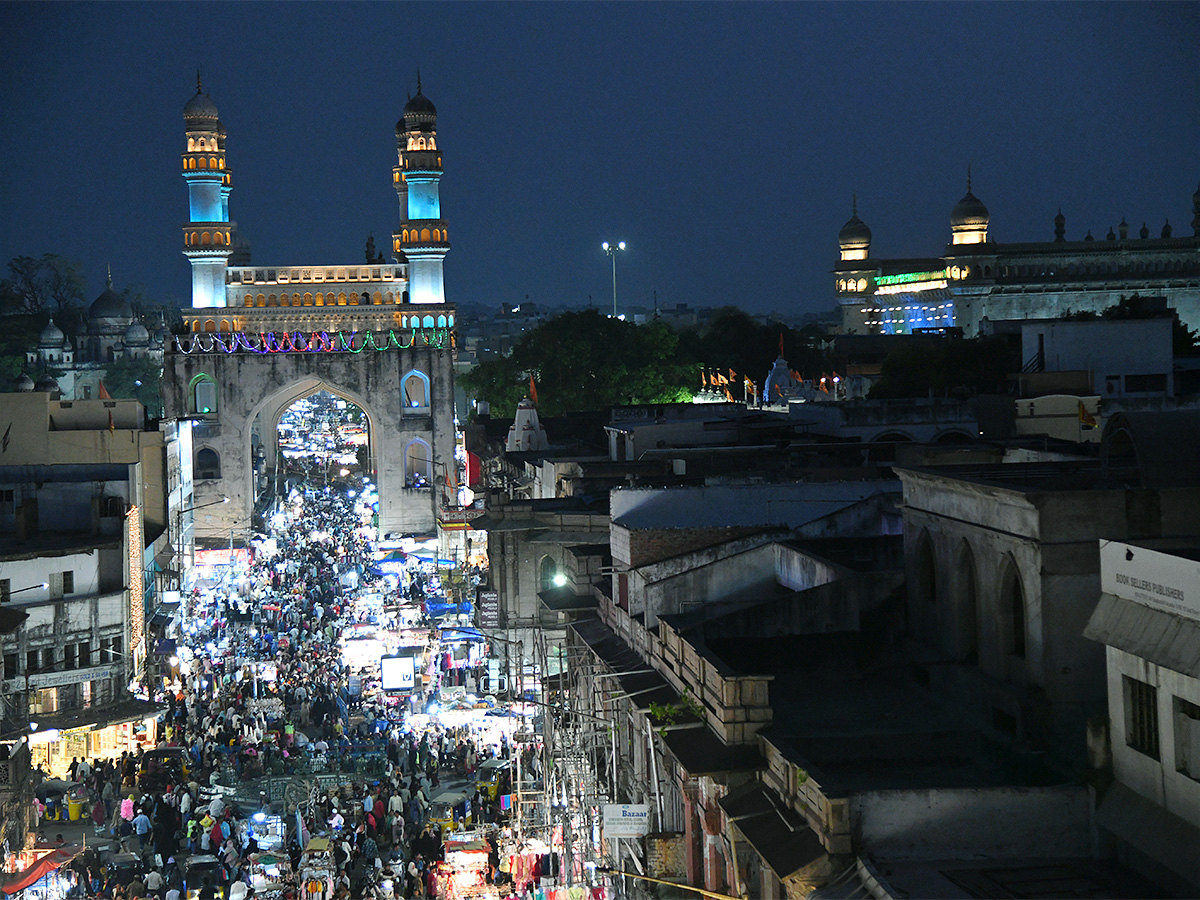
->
[874, 269, 948, 287]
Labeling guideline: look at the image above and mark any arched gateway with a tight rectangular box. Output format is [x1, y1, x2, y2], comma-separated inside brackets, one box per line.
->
[162, 79, 457, 542]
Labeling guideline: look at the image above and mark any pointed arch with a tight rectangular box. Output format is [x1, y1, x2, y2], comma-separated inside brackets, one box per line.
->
[190, 374, 219, 415]
[999, 555, 1027, 660]
[195, 447, 221, 480]
[955, 539, 980, 663]
[540, 556, 559, 592]
[402, 369, 431, 412]
[404, 438, 432, 484]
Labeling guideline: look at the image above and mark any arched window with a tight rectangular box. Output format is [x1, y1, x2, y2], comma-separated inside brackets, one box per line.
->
[201, 232, 211, 246]
[243, 294, 253, 307]
[203, 320, 216, 333]
[195, 448, 221, 480]
[404, 439, 432, 485]
[337, 292, 347, 306]
[214, 232, 224, 246]
[267, 294, 277, 306]
[188, 158, 196, 169]
[209, 157, 217, 169]
[256, 294, 266, 307]
[373, 291, 383, 304]
[420, 228, 431, 242]
[422, 315, 435, 328]
[437, 314, 447, 327]
[198, 157, 208, 169]
[433, 229, 441, 242]
[304, 292, 313, 306]
[1002, 559, 1027, 659]
[191, 376, 218, 415]
[199, 139, 207, 150]
[540, 556, 560, 592]
[403, 370, 430, 411]
[448, 314, 454, 328]
[219, 319, 230, 333]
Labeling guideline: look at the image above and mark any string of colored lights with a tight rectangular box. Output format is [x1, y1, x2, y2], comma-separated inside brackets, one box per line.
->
[172, 328, 455, 354]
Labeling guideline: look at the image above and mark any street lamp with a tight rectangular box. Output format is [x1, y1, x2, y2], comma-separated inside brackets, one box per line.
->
[601, 241, 626, 318]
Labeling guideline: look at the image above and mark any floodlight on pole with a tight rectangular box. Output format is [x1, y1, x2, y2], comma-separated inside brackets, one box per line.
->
[601, 241, 626, 318]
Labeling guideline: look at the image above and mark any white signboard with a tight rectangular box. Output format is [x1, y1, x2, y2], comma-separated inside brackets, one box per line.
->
[3, 664, 122, 694]
[1100, 540, 1200, 622]
[380, 654, 416, 691]
[603, 804, 651, 838]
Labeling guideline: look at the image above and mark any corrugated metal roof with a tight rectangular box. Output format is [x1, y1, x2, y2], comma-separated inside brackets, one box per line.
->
[1084, 593, 1200, 677]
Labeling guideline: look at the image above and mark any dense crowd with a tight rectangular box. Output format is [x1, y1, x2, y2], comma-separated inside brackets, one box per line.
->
[33, 486, 514, 900]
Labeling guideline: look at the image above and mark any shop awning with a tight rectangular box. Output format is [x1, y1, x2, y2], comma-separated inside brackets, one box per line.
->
[720, 781, 826, 881]
[1084, 593, 1200, 677]
[660, 725, 763, 779]
[537, 587, 597, 613]
[0, 845, 82, 896]
[0, 698, 166, 740]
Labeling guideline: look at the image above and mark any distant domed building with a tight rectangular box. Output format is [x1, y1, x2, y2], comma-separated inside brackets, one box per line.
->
[836, 173, 1200, 336]
[23, 269, 166, 400]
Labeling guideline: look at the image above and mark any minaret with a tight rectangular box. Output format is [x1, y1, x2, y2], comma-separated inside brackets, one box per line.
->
[181, 76, 233, 308]
[392, 75, 449, 305]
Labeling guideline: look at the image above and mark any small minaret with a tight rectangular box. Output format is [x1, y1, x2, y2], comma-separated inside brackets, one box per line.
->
[392, 75, 449, 305]
[181, 76, 233, 308]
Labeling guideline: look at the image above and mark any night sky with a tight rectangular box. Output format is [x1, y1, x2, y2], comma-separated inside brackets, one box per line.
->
[2, 2, 1198, 321]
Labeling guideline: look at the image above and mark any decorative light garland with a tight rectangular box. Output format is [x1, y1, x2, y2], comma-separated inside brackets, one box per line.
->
[173, 328, 455, 354]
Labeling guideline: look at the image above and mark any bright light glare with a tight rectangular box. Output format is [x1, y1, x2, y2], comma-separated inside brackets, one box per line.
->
[552, 573, 567, 587]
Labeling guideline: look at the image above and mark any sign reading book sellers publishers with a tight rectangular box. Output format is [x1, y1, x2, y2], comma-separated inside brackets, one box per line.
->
[603, 804, 651, 838]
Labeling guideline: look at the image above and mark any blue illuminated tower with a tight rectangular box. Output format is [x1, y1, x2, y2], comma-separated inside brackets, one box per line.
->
[181, 78, 233, 308]
[392, 77, 449, 305]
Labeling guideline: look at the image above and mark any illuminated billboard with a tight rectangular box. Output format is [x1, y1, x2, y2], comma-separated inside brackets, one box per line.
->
[380, 654, 416, 691]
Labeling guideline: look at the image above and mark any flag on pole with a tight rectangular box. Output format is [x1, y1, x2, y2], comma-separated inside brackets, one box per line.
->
[97, 381, 112, 400]
[529, 373, 538, 406]
[1079, 401, 1098, 429]
[778, 331, 785, 357]
[108, 411, 115, 432]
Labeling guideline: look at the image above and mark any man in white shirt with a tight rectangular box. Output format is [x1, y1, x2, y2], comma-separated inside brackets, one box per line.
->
[145, 869, 164, 895]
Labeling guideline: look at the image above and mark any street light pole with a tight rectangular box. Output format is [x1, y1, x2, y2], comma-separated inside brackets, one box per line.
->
[601, 241, 626, 318]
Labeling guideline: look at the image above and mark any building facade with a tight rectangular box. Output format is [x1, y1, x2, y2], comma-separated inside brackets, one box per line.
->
[835, 180, 1200, 336]
[163, 80, 459, 541]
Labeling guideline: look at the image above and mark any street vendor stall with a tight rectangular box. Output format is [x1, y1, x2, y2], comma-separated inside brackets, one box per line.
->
[437, 837, 495, 900]
[298, 837, 336, 900]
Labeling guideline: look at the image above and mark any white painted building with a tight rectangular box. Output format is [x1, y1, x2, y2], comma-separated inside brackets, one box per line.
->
[1085, 540, 1200, 895]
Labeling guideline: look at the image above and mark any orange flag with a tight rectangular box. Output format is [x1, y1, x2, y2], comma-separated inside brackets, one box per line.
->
[529, 373, 539, 406]
[97, 381, 112, 400]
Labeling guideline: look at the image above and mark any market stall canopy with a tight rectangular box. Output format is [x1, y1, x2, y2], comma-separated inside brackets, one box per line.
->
[0, 845, 82, 896]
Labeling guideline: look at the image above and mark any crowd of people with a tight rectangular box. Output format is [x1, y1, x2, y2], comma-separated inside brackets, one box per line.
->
[32, 484, 520, 900]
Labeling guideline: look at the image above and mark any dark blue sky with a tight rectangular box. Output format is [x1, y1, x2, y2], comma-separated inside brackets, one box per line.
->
[2, 2, 1198, 320]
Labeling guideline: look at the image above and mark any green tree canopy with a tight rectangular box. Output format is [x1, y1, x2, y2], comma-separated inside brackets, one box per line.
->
[101, 355, 165, 418]
[461, 309, 696, 417]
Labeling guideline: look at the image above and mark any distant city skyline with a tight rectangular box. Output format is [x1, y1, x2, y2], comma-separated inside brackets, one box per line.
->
[2, 2, 1198, 318]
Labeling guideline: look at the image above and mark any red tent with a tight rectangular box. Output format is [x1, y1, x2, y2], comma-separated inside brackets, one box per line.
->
[0, 845, 81, 896]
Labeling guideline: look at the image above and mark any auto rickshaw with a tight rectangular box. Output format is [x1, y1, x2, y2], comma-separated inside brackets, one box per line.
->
[428, 791, 472, 837]
[475, 757, 510, 801]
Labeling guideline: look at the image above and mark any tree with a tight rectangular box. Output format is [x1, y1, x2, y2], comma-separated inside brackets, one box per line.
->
[101, 355, 164, 418]
[0, 254, 86, 316]
[680, 307, 829, 396]
[461, 309, 696, 417]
